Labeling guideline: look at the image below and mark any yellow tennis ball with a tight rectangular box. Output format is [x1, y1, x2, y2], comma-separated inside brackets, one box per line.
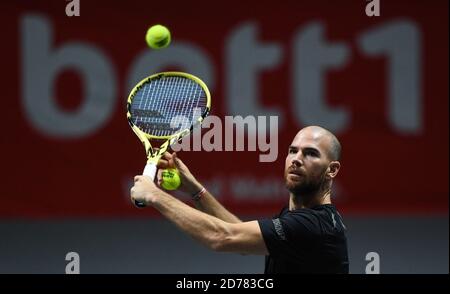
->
[145, 24, 171, 49]
[161, 168, 181, 190]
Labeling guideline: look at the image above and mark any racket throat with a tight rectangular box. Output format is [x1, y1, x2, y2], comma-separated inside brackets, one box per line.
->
[146, 141, 170, 164]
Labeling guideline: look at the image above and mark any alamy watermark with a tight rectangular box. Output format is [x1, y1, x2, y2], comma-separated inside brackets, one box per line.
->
[65, 0, 80, 17]
[365, 0, 380, 17]
[65, 251, 80, 274]
[164, 108, 279, 163]
[365, 251, 380, 274]
[64, 250, 381, 273]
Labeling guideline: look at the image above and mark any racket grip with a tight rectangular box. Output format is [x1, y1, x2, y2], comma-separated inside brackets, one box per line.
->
[143, 163, 157, 179]
[134, 163, 158, 208]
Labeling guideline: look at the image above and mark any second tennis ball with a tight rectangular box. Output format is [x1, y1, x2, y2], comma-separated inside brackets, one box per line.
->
[145, 24, 171, 49]
[161, 168, 181, 190]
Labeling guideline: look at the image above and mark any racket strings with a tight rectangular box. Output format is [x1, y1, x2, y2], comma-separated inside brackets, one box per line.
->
[130, 76, 208, 137]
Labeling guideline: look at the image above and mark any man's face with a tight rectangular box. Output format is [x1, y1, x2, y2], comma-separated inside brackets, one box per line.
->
[284, 129, 332, 195]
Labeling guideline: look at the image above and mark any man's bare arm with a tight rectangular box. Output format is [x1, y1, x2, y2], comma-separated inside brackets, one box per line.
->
[192, 188, 242, 223]
[131, 176, 268, 255]
[157, 152, 241, 223]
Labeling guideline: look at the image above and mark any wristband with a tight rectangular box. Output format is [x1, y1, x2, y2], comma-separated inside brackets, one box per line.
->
[192, 187, 206, 201]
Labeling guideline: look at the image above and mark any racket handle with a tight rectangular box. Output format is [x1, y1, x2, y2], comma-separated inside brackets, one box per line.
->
[134, 163, 158, 208]
[143, 163, 158, 179]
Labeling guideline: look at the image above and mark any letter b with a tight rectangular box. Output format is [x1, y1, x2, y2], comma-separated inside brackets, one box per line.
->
[21, 14, 117, 138]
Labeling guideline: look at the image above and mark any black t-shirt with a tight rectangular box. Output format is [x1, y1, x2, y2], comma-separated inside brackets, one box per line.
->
[258, 204, 349, 274]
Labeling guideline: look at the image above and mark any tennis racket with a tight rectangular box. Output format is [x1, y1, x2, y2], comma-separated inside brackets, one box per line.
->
[127, 72, 211, 207]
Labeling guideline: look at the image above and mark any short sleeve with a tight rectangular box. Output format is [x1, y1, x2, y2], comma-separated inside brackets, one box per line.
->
[258, 211, 320, 260]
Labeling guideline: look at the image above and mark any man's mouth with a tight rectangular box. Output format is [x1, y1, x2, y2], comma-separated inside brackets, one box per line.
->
[288, 169, 304, 176]
[288, 173, 302, 178]
[287, 170, 304, 182]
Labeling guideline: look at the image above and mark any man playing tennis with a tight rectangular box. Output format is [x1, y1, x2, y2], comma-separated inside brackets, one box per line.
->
[131, 125, 349, 273]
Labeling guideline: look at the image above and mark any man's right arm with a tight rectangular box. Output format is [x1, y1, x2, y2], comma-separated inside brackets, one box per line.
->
[157, 152, 242, 223]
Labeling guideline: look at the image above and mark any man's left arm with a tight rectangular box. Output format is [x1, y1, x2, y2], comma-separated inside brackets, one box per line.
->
[131, 175, 268, 255]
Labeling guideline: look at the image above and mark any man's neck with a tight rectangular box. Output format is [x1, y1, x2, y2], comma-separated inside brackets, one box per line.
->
[289, 189, 332, 210]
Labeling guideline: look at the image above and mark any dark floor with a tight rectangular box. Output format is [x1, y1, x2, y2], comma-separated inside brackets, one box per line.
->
[0, 216, 448, 273]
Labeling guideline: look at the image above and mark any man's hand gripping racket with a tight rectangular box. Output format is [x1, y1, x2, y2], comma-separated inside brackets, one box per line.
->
[126, 72, 211, 207]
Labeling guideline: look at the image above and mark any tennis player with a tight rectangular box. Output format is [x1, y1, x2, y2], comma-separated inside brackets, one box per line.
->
[131, 125, 349, 273]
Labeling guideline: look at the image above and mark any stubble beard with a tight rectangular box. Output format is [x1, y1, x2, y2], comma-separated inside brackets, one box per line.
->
[285, 170, 326, 198]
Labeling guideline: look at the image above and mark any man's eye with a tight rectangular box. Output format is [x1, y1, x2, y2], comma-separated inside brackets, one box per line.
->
[289, 149, 297, 154]
[305, 150, 318, 157]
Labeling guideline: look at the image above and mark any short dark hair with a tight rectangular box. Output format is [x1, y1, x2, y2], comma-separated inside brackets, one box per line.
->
[329, 134, 342, 161]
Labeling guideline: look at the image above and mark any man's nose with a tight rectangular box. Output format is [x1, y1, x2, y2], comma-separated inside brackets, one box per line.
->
[291, 154, 303, 166]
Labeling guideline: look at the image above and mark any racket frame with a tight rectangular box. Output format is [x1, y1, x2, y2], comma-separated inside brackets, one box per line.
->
[126, 72, 211, 207]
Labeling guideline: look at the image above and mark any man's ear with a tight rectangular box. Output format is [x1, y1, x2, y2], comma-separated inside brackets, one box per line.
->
[327, 161, 340, 179]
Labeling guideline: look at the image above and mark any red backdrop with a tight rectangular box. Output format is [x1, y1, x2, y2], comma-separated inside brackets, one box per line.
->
[1, 0, 448, 218]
